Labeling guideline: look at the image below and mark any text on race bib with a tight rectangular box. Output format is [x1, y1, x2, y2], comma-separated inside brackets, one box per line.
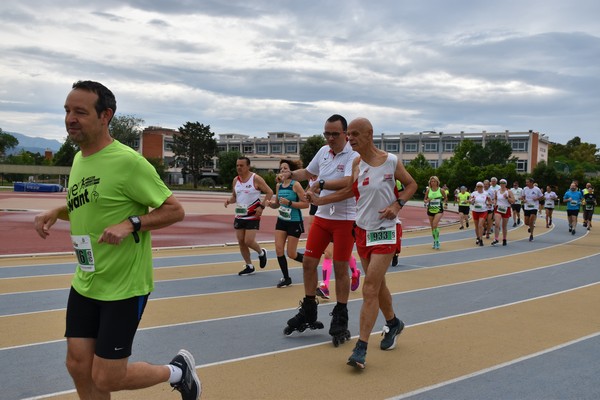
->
[366, 228, 396, 247]
[71, 235, 95, 272]
[278, 205, 292, 221]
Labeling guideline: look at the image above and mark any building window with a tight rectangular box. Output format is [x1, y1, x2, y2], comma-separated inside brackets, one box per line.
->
[164, 139, 173, 151]
[243, 145, 254, 153]
[271, 144, 282, 154]
[404, 143, 418, 152]
[385, 142, 399, 152]
[511, 140, 528, 152]
[402, 159, 411, 166]
[256, 144, 267, 154]
[428, 160, 439, 168]
[423, 142, 438, 152]
[374, 143, 381, 150]
[286, 143, 297, 153]
[217, 145, 226, 153]
[229, 145, 239, 152]
[443, 141, 458, 152]
[516, 159, 528, 172]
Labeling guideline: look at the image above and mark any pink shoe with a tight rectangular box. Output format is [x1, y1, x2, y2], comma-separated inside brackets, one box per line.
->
[351, 269, 361, 291]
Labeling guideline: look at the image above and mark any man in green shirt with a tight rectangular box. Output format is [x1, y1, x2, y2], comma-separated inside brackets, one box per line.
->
[34, 81, 200, 400]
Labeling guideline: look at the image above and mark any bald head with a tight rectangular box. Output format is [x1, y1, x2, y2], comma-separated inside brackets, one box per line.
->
[348, 117, 373, 133]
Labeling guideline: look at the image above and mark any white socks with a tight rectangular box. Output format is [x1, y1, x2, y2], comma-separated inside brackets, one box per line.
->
[167, 364, 183, 384]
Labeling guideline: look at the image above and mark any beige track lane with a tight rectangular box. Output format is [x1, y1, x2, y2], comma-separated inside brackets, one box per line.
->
[37, 281, 600, 399]
[0, 222, 553, 295]
[2, 229, 597, 349]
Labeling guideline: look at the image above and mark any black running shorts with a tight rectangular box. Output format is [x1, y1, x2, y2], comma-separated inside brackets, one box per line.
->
[65, 287, 149, 359]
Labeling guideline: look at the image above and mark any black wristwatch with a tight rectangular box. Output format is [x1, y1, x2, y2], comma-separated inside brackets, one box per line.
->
[319, 179, 325, 190]
[128, 216, 141, 243]
[397, 198, 406, 209]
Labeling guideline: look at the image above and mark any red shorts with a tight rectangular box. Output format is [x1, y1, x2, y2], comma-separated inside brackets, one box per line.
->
[354, 224, 402, 260]
[305, 216, 355, 262]
[494, 206, 512, 218]
[472, 211, 488, 220]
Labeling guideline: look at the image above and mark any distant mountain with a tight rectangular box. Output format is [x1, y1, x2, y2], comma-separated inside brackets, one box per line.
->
[4, 131, 63, 156]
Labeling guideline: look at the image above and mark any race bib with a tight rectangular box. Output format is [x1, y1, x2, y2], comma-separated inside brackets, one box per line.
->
[585, 204, 594, 210]
[545, 201, 554, 208]
[430, 199, 441, 207]
[497, 205, 507, 213]
[235, 205, 248, 216]
[71, 235, 95, 272]
[474, 204, 484, 211]
[278, 205, 292, 221]
[366, 227, 396, 247]
[525, 203, 536, 210]
[570, 201, 578, 206]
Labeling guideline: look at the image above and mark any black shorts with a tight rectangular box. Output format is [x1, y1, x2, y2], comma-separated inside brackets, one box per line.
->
[275, 219, 305, 238]
[309, 204, 318, 216]
[567, 209, 580, 217]
[523, 209, 538, 217]
[427, 210, 443, 217]
[234, 218, 260, 230]
[511, 204, 522, 212]
[458, 205, 470, 215]
[65, 287, 149, 359]
[583, 209, 594, 220]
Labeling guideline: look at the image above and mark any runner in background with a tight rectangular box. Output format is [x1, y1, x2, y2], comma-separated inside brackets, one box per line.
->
[543, 185, 558, 228]
[510, 181, 523, 227]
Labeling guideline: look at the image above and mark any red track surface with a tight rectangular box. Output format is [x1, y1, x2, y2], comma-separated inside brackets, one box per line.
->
[0, 191, 459, 255]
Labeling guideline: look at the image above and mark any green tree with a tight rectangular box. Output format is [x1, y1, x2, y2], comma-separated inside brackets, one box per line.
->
[0, 129, 19, 158]
[406, 154, 434, 197]
[485, 139, 516, 165]
[300, 135, 326, 169]
[109, 115, 144, 149]
[218, 150, 242, 188]
[171, 122, 218, 188]
[145, 157, 166, 180]
[6, 150, 45, 165]
[53, 137, 79, 166]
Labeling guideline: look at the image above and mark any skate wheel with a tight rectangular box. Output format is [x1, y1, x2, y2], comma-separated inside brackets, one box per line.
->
[283, 326, 293, 335]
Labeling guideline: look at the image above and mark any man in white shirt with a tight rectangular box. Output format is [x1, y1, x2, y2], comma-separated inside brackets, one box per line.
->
[282, 115, 359, 344]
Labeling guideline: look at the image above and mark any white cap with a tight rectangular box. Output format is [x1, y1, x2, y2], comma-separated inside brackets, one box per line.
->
[500, 179, 507, 184]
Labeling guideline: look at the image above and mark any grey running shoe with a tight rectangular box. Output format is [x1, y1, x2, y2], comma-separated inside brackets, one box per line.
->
[381, 318, 405, 350]
[347, 341, 367, 369]
[259, 248, 268, 268]
[238, 265, 255, 276]
[170, 349, 201, 400]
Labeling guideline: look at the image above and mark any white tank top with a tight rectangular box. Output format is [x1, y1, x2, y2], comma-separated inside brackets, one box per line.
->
[495, 188, 511, 211]
[234, 173, 262, 220]
[353, 153, 398, 231]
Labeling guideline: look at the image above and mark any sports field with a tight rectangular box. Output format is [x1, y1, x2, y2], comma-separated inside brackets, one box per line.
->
[1, 191, 599, 399]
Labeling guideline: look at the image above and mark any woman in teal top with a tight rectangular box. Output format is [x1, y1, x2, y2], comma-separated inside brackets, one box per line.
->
[424, 176, 448, 250]
[268, 159, 309, 287]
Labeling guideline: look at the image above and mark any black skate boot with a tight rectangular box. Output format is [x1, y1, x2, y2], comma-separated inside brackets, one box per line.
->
[283, 298, 324, 335]
[329, 303, 351, 347]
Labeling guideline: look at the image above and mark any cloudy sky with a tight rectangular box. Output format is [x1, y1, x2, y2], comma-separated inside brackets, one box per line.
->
[1, 0, 599, 146]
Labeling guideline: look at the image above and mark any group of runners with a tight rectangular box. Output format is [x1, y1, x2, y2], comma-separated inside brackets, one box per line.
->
[226, 114, 417, 369]
[448, 178, 596, 247]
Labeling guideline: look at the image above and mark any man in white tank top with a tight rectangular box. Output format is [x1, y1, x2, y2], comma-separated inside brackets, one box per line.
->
[310, 118, 417, 369]
[225, 157, 273, 275]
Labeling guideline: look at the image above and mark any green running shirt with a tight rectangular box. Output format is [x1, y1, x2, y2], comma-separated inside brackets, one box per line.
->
[67, 140, 172, 301]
